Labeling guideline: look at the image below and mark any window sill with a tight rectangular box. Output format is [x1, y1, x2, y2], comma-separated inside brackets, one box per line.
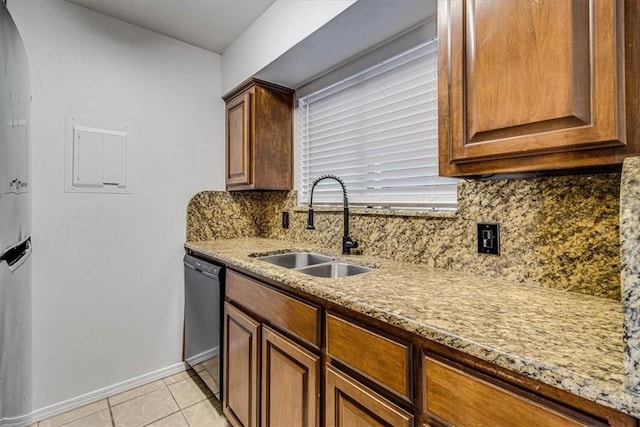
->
[292, 206, 457, 219]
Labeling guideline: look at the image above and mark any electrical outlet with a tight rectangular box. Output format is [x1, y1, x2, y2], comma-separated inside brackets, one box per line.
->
[477, 223, 499, 255]
[282, 211, 289, 229]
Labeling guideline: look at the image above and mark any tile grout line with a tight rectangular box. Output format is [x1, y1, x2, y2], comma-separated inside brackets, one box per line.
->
[109, 379, 168, 409]
[136, 377, 184, 427]
[139, 409, 183, 427]
[169, 373, 220, 426]
[107, 396, 116, 427]
[44, 400, 110, 427]
[165, 378, 190, 427]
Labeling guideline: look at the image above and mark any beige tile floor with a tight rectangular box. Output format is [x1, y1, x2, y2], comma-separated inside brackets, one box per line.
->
[34, 370, 231, 427]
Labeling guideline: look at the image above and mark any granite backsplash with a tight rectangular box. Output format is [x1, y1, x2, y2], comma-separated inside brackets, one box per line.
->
[187, 173, 621, 300]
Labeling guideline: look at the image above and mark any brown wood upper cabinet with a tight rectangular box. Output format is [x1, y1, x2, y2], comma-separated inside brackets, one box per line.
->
[223, 79, 294, 190]
[438, 0, 640, 176]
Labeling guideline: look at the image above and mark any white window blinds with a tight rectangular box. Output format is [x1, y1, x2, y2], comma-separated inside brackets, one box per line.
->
[298, 39, 458, 209]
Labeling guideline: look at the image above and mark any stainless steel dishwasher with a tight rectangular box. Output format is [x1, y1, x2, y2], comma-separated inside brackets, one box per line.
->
[183, 254, 223, 399]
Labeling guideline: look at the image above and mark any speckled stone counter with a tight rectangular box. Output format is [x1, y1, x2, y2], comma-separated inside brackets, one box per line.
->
[622, 156, 640, 393]
[185, 237, 640, 418]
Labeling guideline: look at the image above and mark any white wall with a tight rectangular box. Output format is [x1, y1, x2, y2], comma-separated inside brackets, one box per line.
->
[8, 0, 224, 414]
[221, 0, 355, 94]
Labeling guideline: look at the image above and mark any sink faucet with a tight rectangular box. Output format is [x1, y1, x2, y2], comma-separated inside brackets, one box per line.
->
[306, 174, 359, 255]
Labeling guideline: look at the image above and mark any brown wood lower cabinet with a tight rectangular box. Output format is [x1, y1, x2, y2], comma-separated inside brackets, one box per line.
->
[220, 268, 638, 427]
[325, 365, 413, 427]
[223, 302, 260, 427]
[224, 271, 321, 427]
[261, 326, 319, 427]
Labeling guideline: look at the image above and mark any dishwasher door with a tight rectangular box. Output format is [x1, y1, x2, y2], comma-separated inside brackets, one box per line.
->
[183, 254, 223, 399]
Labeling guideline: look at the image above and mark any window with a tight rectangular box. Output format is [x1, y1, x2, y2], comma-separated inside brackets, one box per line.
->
[298, 39, 458, 209]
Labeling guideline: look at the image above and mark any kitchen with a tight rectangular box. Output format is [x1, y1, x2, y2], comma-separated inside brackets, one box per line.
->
[2, 0, 640, 426]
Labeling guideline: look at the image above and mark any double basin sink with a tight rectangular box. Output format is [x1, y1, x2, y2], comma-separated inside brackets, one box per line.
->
[256, 252, 372, 278]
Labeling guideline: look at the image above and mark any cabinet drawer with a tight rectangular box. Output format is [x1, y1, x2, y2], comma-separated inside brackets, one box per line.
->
[226, 270, 320, 348]
[326, 313, 412, 401]
[424, 357, 607, 427]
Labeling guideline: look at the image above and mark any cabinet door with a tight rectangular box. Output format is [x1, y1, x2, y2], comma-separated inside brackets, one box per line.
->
[223, 302, 260, 427]
[325, 365, 413, 427]
[438, 0, 633, 176]
[226, 91, 252, 187]
[261, 326, 319, 427]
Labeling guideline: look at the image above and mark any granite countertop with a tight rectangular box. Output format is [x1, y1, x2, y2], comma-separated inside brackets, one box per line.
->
[185, 237, 640, 418]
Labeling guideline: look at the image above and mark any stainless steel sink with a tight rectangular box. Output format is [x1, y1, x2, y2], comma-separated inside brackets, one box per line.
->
[256, 252, 373, 278]
[295, 262, 373, 278]
[257, 252, 334, 269]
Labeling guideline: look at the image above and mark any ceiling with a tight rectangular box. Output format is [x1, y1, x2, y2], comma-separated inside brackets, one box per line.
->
[65, 0, 276, 54]
[64, 0, 438, 91]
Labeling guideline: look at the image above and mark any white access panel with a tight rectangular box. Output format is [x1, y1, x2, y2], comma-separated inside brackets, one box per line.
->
[65, 115, 131, 194]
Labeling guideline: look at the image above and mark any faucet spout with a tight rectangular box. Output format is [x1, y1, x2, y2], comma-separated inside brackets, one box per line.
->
[306, 174, 358, 255]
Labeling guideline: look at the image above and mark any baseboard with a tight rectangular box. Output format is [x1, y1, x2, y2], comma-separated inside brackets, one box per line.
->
[185, 346, 219, 366]
[1, 362, 188, 427]
[0, 412, 33, 427]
